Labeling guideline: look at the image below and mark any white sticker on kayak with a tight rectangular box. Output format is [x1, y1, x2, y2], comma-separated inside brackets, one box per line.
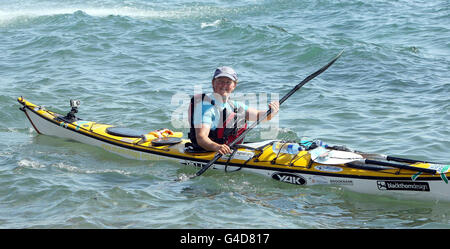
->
[314, 165, 343, 172]
[427, 164, 450, 173]
[73, 121, 91, 126]
[222, 150, 254, 161]
[308, 175, 330, 185]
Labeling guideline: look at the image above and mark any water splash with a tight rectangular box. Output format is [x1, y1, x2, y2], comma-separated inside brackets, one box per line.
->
[200, 19, 222, 29]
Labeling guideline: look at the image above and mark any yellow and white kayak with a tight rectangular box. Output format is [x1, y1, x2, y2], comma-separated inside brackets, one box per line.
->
[18, 97, 450, 202]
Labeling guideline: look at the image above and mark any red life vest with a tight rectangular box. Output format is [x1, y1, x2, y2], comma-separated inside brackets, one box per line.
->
[188, 94, 247, 150]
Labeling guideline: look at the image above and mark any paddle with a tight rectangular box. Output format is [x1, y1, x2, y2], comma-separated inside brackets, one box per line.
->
[309, 147, 439, 174]
[355, 153, 441, 165]
[189, 50, 344, 179]
[323, 145, 446, 174]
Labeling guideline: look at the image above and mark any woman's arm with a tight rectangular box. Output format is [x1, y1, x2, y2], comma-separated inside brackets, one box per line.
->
[245, 101, 279, 122]
[195, 124, 232, 155]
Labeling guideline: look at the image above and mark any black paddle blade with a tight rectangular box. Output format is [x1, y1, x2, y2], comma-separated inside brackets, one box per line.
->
[280, 50, 344, 104]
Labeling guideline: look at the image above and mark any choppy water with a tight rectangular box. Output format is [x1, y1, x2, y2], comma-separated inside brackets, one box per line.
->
[1, 0, 449, 229]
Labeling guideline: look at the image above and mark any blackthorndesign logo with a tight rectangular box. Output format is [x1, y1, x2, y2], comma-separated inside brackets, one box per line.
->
[271, 172, 306, 185]
[377, 181, 430, 192]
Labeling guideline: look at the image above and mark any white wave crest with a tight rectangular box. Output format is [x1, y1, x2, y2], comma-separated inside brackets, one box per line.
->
[17, 159, 46, 169]
[0, 7, 155, 22]
[52, 162, 130, 175]
[201, 19, 222, 29]
[0, 5, 230, 25]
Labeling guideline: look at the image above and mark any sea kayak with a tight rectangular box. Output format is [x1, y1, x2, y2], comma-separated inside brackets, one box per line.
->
[18, 97, 450, 202]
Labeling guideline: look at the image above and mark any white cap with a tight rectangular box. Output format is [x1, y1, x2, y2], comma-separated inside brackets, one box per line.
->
[213, 66, 238, 82]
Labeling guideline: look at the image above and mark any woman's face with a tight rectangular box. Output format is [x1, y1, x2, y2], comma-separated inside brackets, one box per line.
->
[212, 77, 236, 98]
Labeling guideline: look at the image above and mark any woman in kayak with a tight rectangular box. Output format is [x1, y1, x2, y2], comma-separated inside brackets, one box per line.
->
[188, 66, 279, 155]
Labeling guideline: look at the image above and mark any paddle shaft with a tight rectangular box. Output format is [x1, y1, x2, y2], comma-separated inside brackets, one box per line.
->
[194, 50, 344, 177]
[351, 150, 442, 166]
[361, 159, 437, 174]
[381, 155, 439, 165]
[328, 146, 443, 171]
[195, 109, 272, 177]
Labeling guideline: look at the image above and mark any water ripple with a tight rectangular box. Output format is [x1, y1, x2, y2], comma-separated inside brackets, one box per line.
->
[1, 0, 449, 229]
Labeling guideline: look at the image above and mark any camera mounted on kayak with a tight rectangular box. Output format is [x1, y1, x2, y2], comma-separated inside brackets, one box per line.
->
[59, 99, 81, 123]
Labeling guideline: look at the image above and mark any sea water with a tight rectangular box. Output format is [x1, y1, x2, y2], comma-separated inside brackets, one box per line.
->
[0, 0, 449, 229]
